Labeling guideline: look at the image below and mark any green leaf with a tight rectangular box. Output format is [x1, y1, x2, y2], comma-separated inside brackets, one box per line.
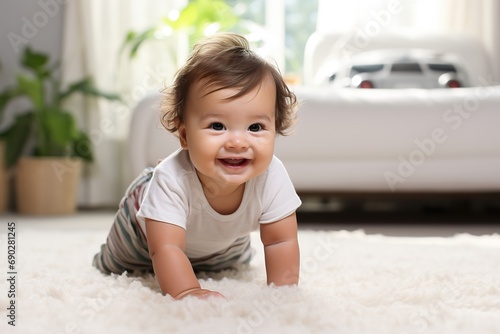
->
[124, 30, 137, 43]
[3, 113, 34, 168]
[59, 78, 122, 102]
[0, 89, 14, 111]
[41, 109, 77, 148]
[182, 0, 237, 28]
[170, 0, 239, 44]
[129, 28, 156, 58]
[0, 88, 21, 122]
[21, 47, 49, 77]
[120, 30, 136, 57]
[120, 27, 157, 58]
[17, 74, 43, 109]
[72, 131, 93, 162]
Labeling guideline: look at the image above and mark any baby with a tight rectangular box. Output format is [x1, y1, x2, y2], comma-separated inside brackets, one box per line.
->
[93, 32, 301, 300]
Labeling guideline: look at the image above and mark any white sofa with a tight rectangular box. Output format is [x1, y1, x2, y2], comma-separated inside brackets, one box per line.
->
[128, 32, 500, 194]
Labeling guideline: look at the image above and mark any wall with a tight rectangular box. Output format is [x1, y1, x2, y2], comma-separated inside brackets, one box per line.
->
[0, 0, 65, 125]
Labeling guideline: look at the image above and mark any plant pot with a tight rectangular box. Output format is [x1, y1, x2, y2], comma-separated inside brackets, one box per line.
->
[15, 157, 83, 215]
[0, 141, 8, 213]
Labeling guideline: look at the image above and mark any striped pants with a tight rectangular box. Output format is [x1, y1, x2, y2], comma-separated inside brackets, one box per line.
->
[92, 168, 253, 275]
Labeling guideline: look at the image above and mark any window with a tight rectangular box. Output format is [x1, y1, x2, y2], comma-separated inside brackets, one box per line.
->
[428, 63, 457, 73]
[390, 63, 422, 73]
[227, 0, 319, 82]
[285, 0, 319, 79]
[351, 64, 385, 76]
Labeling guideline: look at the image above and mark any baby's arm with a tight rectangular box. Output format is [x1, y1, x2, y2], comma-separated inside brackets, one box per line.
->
[145, 218, 224, 300]
[260, 212, 300, 286]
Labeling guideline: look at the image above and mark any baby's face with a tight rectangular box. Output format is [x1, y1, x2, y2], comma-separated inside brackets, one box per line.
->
[178, 74, 276, 192]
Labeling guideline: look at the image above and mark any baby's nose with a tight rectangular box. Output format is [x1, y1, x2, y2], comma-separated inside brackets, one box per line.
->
[225, 131, 249, 150]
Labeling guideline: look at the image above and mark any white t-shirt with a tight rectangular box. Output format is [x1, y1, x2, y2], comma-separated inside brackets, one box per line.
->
[136, 149, 301, 259]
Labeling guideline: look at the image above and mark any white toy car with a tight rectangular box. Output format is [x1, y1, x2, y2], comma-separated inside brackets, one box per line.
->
[329, 49, 468, 89]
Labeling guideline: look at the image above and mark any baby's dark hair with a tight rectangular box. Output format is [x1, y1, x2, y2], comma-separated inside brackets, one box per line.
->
[161, 32, 298, 136]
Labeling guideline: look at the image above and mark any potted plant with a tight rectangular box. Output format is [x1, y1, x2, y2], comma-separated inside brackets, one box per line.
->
[0, 47, 121, 215]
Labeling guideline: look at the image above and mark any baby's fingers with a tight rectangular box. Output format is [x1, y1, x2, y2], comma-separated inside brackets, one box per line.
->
[187, 289, 226, 300]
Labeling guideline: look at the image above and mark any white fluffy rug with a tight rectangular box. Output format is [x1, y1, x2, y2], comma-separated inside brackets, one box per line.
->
[1, 225, 499, 334]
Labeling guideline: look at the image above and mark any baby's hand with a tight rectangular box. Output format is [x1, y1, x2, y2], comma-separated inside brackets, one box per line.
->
[175, 288, 225, 300]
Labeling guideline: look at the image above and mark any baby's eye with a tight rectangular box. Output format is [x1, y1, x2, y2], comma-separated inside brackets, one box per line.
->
[248, 123, 263, 132]
[210, 123, 225, 131]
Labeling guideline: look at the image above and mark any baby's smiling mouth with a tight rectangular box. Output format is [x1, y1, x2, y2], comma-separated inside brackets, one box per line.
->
[218, 158, 249, 167]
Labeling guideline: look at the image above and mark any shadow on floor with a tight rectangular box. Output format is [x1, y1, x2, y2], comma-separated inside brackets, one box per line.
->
[296, 193, 500, 236]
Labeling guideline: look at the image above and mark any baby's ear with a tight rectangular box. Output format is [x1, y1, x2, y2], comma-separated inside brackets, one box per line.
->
[176, 120, 188, 150]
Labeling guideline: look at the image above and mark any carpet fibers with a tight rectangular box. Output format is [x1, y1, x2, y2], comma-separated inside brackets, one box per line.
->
[0, 225, 499, 334]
